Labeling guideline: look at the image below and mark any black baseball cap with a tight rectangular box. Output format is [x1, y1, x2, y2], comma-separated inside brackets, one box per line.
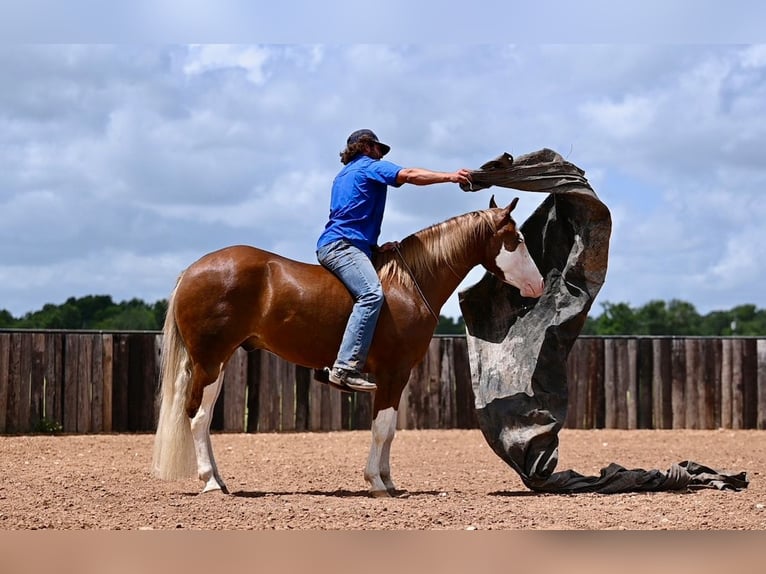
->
[346, 129, 391, 156]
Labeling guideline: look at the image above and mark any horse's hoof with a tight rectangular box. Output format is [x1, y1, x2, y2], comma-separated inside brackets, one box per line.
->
[389, 489, 410, 499]
[370, 489, 391, 498]
[201, 482, 229, 495]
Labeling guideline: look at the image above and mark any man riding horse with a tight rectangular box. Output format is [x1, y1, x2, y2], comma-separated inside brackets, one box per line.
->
[316, 129, 473, 392]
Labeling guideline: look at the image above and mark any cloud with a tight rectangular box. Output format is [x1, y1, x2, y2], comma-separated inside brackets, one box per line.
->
[1, 44, 766, 320]
[183, 44, 271, 84]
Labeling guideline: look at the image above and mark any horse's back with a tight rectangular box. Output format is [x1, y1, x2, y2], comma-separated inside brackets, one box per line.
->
[189, 244, 311, 272]
[173, 245, 351, 365]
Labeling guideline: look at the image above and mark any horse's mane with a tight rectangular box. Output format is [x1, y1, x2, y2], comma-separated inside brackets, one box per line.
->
[374, 208, 497, 288]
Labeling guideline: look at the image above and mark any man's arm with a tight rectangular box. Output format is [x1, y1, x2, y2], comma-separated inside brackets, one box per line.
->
[396, 167, 472, 187]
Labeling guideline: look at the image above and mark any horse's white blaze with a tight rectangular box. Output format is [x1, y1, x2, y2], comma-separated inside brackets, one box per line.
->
[365, 407, 398, 494]
[495, 240, 544, 298]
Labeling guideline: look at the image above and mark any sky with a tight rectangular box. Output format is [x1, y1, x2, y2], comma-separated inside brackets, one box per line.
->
[1, 4, 765, 320]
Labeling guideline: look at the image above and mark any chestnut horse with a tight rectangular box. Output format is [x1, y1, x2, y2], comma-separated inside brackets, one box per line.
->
[152, 197, 544, 497]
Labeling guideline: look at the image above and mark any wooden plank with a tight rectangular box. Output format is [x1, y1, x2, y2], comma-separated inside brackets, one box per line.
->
[603, 339, 617, 429]
[698, 339, 717, 429]
[19, 334, 32, 433]
[637, 338, 653, 429]
[350, 392, 372, 430]
[711, 338, 723, 428]
[126, 333, 159, 432]
[126, 334, 142, 432]
[280, 360, 296, 432]
[77, 334, 93, 433]
[63, 334, 80, 433]
[742, 339, 758, 429]
[573, 338, 589, 429]
[111, 334, 130, 432]
[30, 333, 46, 430]
[731, 338, 744, 429]
[439, 338, 456, 429]
[652, 338, 672, 429]
[258, 352, 281, 432]
[340, 391, 351, 430]
[329, 385, 342, 431]
[126, 334, 145, 432]
[308, 377, 323, 431]
[587, 338, 605, 429]
[757, 339, 766, 430]
[294, 366, 311, 432]
[684, 339, 699, 429]
[426, 340, 441, 429]
[222, 347, 248, 432]
[101, 334, 114, 432]
[670, 338, 686, 428]
[720, 338, 733, 429]
[44, 333, 64, 428]
[5, 333, 20, 433]
[0, 333, 9, 433]
[90, 334, 104, 432]
[564, 338, 581, 429]
[319, 383, 332, 431]
[617, 339, 632, 429]
[6, 333, 25, 433]
[246, 350, 261, 433]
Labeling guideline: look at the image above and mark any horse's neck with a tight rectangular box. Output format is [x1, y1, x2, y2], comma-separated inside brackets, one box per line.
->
[403, 221, 488, 312]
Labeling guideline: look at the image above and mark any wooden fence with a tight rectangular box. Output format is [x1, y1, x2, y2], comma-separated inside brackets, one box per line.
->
[0, 331, 764, 434]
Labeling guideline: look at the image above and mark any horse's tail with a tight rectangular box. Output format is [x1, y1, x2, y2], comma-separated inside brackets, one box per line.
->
[151, 273, 197, 480]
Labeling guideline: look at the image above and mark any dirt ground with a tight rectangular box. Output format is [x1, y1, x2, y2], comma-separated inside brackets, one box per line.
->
[0, 429, 763, 530]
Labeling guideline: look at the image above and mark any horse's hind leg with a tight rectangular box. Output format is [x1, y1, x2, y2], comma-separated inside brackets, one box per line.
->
[189, 367, 229, 494]
[364, 406, 399, 497]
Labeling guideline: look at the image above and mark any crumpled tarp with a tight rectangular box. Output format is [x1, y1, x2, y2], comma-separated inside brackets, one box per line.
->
[458, 149, 748, 493]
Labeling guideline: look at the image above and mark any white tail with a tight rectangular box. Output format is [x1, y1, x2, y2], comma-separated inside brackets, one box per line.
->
[151, 275, 197, 480]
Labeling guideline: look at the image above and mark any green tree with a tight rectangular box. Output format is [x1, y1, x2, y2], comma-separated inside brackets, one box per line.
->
[0, 309, 14, 328]
[435, 315, 465, 335]
[153, 299, 169, 328]
[590, 302, 639, 335]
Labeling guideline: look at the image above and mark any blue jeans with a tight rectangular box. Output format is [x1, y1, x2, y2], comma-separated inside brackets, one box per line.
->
[317, 239, 384, 372]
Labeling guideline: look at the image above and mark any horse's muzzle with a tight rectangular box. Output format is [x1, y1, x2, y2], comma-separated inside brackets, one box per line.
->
[520, 278, 544, 298]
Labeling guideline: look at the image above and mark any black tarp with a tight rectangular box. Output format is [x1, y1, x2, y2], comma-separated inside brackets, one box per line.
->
[458, 149, 748, 493]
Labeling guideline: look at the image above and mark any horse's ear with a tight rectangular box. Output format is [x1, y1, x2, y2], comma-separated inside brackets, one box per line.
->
[489, 195, 498, 208]
[507, 197, 519, 212]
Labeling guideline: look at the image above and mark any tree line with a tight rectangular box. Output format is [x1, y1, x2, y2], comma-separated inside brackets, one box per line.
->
[0, 295, 168, 331]
[1, 295, 764, 336]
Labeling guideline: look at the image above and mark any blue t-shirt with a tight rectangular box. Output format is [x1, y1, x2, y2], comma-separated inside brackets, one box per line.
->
[317, 155, 403, 258]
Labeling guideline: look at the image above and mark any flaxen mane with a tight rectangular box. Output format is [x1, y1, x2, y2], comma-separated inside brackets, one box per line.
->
[375, 209, 497, 289]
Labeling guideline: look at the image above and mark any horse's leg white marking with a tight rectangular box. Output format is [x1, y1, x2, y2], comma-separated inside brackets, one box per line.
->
[379, 408, 398, 491]
[190, 369, 228, 493]
[364, 407, 398, 495]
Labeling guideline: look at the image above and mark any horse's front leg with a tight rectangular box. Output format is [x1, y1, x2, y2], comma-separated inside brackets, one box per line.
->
[189, 369, 229, 494]
[364, 406, 398, 497]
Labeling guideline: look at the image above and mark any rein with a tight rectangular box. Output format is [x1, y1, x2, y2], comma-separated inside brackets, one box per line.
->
[392, 244, 440, 323]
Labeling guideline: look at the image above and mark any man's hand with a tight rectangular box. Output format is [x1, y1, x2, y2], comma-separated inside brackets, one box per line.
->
[450, 168, 473, 186]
